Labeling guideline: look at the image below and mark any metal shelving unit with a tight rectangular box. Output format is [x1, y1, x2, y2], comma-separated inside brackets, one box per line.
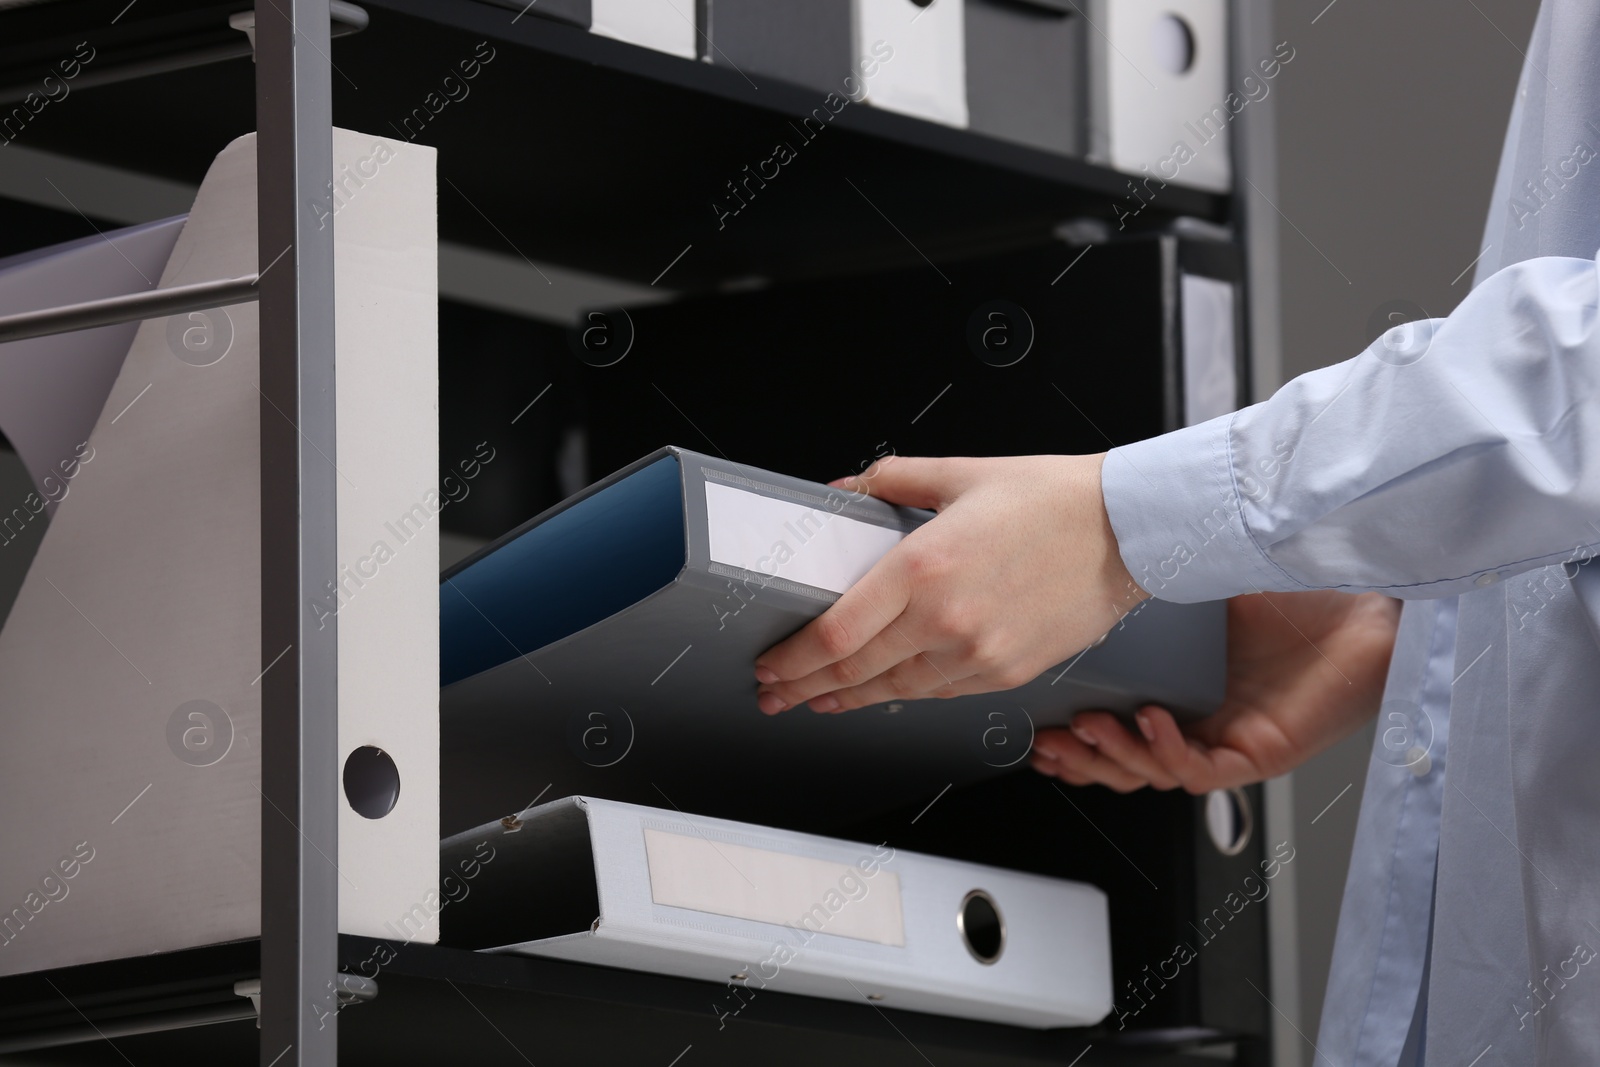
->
[0, 0, 1282, 1063]
[252, 1, 342, 1063]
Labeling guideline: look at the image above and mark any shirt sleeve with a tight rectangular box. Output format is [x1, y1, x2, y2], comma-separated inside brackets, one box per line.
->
[1101, 250, 1600, 602]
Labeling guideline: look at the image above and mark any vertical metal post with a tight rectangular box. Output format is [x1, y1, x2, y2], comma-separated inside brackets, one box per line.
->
[255, 0, 340, 1063]
[1230, 0, 1283, 399]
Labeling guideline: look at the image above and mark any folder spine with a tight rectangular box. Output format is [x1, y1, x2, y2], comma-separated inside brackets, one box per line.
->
[442, 795, 1113, 1029]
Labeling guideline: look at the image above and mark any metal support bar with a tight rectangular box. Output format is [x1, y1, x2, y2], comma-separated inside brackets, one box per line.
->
[0, 1005, 258, 1055]
[0, 44, 255, 107]
[0, 974, 376, 1055]
[256, 0, 340, 1061]
[0, 276, 258, 345]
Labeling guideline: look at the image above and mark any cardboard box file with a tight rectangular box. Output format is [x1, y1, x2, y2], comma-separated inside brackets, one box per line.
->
[964, 0, 1085, 156]
[1087, 0, 1231, 192]
[441, 795, 1113, 1029]
[968, 0, 1230, 187]
[699, 0, 967, 127]
[696, 0, 855, 93]
[0, 217, 185, 518]
[694, 0, 1228, 185]
[439, 446, 1224, 833]
[474, 0, 589, 26]
[590, 0, 697, 59]
[0, 129, 439, 977]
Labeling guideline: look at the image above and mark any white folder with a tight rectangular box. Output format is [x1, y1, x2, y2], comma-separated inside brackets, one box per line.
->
[0, 128, 439, 976]
[1088, 0, 1231, 192]
[590, 0, 698, 59]
[0, 217, 184, 518]
[855, 0, 969, 127]
[441, 795, 1112, 1029]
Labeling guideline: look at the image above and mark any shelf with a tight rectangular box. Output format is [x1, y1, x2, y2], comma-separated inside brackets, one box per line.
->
[0, 3, 1261, 1063]
[0, 0, 1228, 289]
[0, 936, 1257, 1067]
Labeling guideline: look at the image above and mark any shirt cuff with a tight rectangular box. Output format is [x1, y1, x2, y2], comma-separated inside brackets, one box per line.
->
[1100, 412, 1298, 603]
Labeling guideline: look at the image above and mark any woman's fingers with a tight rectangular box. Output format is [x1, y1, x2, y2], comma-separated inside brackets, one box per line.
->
[801, 651, 961, 713]
[754, 456, 978, 703]
[1034, 705, 1268, 795]
[1066, 710, 1182, 790]
[757, 624, 931, 714]
[755, 453, 1141, 716]
[833, 455, 973, 510]
[1139, 704, 1260, 793]
[1030, 749, 1091, 786]
[1029, 727, 1152, 793]
[753, 554, 914, 711]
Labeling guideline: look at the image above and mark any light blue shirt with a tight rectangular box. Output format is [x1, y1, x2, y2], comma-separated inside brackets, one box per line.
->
[1099, 3, 1600, 1063]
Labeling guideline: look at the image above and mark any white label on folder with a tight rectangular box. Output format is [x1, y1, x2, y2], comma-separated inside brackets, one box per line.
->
[704, 482, 906, 595]
[643, 828, 905, 947]
[1181, 273, 1236, 426]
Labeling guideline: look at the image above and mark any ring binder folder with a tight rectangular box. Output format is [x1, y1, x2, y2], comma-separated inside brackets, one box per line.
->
[442, 795, 1113, 1028]
[440, 446, 1224, 830]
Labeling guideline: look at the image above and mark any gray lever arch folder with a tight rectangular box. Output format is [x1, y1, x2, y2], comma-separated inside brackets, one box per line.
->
[441, 795, 1113, 1028]
[440, 447, 1223, 830]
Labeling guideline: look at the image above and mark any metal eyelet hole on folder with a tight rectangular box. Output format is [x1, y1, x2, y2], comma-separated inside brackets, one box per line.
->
[1204, 787, 1253, 856]
[342, 746, 400, 819]
[958, 890, 1005, 965]
[1150, 14, 1196, 75]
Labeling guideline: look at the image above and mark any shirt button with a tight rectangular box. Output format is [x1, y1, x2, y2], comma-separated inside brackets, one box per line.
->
[1407, 746, 1432, 777]
[1475, 572, 1499, 587]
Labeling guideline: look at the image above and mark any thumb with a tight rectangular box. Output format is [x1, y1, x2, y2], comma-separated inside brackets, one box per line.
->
[828, 456, 971, 510]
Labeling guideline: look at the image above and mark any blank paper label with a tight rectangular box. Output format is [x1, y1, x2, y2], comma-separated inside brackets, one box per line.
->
[704, 481, 905, 595]
[1182, 273, 1237, 426]
[643, 828, 905, 946]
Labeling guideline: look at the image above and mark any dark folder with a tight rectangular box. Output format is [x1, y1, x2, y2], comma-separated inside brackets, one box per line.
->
[440, 447, 1223, 832]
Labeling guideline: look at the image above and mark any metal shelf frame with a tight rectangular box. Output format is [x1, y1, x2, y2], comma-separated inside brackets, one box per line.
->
[0, 0, 1283, 1062]
[0, 7, 338, 1060]
[253, 1, 341, 1064]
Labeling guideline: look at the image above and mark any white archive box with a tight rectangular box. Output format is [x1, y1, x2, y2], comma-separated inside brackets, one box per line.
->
[855, 0, 968, 127]
[1088, 0, 1232, 193]
[697, 0, 968, 128]
[591, 0, 698, 59]
[0, 216, 184, 519]
[441, 796, 1113, 1029]
[0, 128, 440, 976]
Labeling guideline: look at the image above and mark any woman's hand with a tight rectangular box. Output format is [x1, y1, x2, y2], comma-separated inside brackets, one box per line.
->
[753, 454, 1148, 714]
[1030, 590, 1401, 793]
